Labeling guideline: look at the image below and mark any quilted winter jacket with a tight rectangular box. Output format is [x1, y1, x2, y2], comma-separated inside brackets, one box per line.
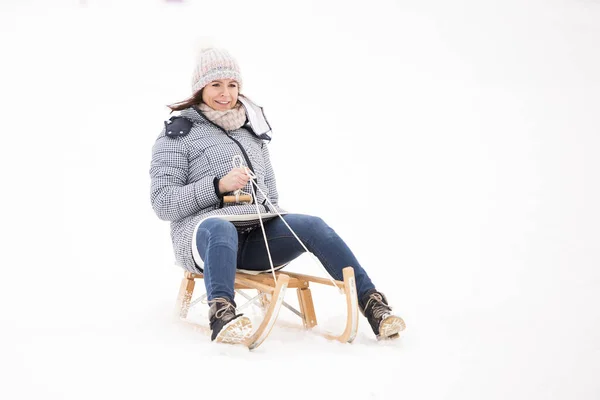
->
[150, 105, 284, 273]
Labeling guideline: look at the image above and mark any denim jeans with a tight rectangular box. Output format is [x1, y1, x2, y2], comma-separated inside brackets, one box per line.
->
[195, 214, 375, 302]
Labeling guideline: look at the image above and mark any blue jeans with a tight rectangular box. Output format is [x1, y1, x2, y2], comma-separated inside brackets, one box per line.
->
[195, 214, 375, 302]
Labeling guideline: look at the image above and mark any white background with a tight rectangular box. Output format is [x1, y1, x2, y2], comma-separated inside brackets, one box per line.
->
[1, 0, 599, 399]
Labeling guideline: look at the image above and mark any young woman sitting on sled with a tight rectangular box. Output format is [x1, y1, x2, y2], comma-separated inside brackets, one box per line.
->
[149, 47, 405, 344]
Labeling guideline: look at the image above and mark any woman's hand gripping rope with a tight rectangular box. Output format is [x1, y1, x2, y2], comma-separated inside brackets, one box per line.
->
[219, 164, 251, 197]
[228, 155, 253, 203]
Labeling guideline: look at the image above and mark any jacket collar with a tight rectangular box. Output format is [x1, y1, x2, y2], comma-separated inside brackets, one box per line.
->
[178, 96, 272, 141]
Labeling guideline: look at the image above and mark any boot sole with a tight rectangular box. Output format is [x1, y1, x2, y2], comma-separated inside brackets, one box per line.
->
[215, 316, 253, 345]
[377, 315, 406, 340]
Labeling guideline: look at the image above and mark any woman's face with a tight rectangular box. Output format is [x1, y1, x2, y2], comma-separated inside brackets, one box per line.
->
[201, 79, 239, 111]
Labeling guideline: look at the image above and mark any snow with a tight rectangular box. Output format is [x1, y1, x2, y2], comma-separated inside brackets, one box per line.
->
[1, 0, 599, 399]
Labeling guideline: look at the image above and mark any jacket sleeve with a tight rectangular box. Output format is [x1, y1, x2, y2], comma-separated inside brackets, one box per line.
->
[262, 143, 279, 205]
[150, 133, 219, 221]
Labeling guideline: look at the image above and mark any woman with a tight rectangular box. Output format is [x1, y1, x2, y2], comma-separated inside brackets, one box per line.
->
[150, 48, 405, 344]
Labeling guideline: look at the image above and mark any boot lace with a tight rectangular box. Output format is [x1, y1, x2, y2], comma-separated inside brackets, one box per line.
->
[208, 298, 236, 320]
[365, 293, 391, 319]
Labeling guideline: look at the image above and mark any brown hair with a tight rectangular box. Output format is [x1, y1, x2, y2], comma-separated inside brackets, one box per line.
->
[167, 90, 203, 112]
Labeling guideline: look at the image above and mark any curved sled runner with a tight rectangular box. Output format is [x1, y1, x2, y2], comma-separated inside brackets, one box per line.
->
[176, 266, 359, 350]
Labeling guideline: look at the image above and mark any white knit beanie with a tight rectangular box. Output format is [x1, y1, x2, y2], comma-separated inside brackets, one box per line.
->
[191, 48, 243, 94]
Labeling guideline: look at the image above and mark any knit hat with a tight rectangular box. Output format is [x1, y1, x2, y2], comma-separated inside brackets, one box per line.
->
[191, 48, 243, 94]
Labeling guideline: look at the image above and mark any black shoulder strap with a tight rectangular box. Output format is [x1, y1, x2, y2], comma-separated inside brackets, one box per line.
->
[164, 116, 193, 137]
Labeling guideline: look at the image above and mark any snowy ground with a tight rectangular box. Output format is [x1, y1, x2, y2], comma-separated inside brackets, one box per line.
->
[1, 0, 599, 399]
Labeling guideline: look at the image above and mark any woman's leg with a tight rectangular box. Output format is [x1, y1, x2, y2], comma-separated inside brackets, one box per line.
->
[238, 214, 376, 299]
[195, 218, 238, 301]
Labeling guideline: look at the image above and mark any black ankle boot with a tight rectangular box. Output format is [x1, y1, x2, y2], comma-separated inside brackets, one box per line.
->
[208, 298, 251, 343]
[359, 289, 406, 340]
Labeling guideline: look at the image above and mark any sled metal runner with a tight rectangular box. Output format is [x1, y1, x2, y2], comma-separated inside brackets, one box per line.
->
[176, 266, 359, 350]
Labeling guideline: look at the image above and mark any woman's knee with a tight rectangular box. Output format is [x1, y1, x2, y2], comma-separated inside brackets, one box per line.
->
[197, 219, 238, 245]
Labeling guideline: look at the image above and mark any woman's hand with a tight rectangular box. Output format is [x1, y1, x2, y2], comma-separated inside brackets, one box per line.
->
[218, 167, 250, 194]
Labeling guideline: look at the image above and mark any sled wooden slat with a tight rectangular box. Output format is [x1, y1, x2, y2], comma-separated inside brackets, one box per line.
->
[189, 271, 310, 289]
[237, 272, 310, 289]
[246, 274, 289, 350]
[233, 276, 275, 294]
[297, 287, 317, 328]
[176, 272, 196, 319]
[277, 271, 345, 289]
[331, 267, 359, 342]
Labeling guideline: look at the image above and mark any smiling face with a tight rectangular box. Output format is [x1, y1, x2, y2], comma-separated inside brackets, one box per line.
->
[201, 79, 240, 111]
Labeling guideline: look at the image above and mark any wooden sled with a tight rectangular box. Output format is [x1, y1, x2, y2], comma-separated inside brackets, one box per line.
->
[176, 266, 359, 350]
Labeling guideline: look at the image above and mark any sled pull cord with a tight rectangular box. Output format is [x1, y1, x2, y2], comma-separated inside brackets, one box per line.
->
[231, 155, 278, 283]
[233, 156, 341, 292]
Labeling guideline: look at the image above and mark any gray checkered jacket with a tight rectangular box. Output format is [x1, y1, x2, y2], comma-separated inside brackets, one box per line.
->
[150, 106, 284, 272]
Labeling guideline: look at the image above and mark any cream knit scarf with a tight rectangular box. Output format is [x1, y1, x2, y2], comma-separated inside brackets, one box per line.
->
[198, 102, 247, 131]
